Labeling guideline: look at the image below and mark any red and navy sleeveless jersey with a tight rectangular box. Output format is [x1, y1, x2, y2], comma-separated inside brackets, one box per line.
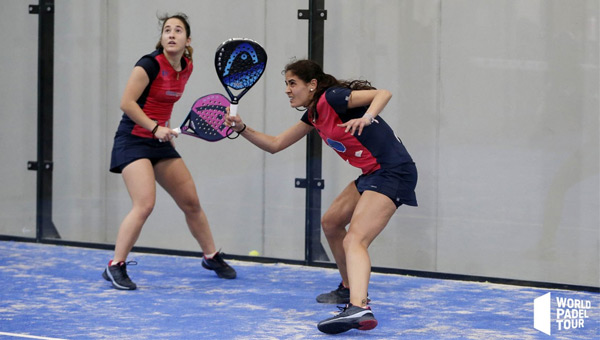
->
[301, 87, 413, 175]
[117, 49, 193, 138]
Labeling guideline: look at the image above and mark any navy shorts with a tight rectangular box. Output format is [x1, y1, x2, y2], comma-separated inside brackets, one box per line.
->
[109, 132, 181, 173]
[355, 162, 418, 208]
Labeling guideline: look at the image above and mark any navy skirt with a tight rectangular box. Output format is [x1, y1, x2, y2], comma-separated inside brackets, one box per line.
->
[110, 132, 181, 173]
[355, 162, 418, 208]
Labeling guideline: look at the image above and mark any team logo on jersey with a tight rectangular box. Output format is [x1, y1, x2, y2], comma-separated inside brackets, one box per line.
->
[326, 138, 346, 153]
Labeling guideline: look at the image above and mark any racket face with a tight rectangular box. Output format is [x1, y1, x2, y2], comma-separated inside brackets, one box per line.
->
[215, 38, 267, 100]
[179, 93, 232, 142]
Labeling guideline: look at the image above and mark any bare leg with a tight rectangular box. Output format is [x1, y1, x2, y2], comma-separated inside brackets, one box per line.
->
[344, 191, 396, 307]
[321, 182, 361, 286]
[154, 158, 217, 254]
[113, 159, 157, 262]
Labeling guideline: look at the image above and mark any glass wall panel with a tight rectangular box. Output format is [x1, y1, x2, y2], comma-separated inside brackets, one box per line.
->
[2, 0, 597, 287]
[0, 1, 39, 238]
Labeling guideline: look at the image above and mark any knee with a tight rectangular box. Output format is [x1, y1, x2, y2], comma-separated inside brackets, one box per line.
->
[321, 212, 344, 237]
[134, 201, 155, 219]
[180, 197, 202, 215]
[342, 231, 365, 251]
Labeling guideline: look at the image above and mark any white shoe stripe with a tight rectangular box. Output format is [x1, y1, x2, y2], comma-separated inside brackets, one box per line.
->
[106, 265, 131, 290]
[321, 310, 373, 324]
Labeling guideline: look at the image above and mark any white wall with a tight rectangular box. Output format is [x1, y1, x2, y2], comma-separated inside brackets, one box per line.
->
[0, 0, 39, 237]
[0, 0, 597, 287]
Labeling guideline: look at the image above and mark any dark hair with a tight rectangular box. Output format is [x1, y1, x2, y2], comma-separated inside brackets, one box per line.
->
[284, 59, 375, 120]
[155, 13, 193, 61]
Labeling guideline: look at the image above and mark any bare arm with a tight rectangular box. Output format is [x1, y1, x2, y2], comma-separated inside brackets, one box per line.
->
[119, 66, 176, 140]
[341, 89, 392, 135]
[120, 66, 153, 130]
[348, 88, 392, 113]
[226, 115, 313, 154]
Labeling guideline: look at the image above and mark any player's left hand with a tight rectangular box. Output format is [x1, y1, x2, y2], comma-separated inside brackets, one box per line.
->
[337, 116, 373, 136]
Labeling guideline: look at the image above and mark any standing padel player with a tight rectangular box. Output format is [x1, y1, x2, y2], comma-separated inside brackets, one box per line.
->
[105, 13, 236, 290]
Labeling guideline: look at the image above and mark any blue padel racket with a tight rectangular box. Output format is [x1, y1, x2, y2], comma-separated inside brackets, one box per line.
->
[214, 38, 267, 119]
[173, 93, 232, 142]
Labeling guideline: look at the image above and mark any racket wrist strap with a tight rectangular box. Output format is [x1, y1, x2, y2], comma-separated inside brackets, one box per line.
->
[227, 124, 246, 140]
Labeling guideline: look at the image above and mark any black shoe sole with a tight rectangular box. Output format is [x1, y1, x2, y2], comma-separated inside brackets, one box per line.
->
[318, 318, 378, 334]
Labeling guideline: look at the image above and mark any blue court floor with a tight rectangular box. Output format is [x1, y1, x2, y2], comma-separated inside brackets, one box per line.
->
[0, 241, 597, 340]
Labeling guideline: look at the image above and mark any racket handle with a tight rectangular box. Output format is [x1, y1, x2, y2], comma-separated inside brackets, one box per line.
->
[173, 127, 181, 134]
[229, 103, 238, 127]
[229, 103, 238, 117]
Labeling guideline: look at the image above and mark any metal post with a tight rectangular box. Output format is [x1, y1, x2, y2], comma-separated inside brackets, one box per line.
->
[28, 1, 60, 240]
[297, 0, 329, 263]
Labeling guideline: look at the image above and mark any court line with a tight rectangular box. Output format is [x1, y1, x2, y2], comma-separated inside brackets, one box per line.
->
[0, 332, 68, 340]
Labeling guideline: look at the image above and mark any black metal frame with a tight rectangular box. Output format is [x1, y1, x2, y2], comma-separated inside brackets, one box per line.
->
[296, 0, 329, 264]
[28, 0, 60, 241]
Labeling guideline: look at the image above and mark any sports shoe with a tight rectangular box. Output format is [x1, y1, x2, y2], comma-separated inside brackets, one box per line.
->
[102, 260, 137, 290]
[201, 251, 236, 279]
[316, 282, 350, 304]
[317, 304, 378, 334]
[316, 282, 371, 304]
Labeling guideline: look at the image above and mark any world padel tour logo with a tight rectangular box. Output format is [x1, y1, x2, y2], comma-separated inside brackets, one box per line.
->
[534, 293, 592, 335]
